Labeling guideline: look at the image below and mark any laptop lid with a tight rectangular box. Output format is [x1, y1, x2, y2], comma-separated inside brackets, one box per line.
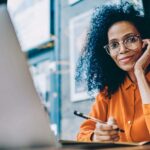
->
[0, 4, 56, 148]
[0, 0, 7, 4]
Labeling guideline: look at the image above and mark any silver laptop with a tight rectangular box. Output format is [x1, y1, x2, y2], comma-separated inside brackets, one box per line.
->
[0, 4, 56, 148]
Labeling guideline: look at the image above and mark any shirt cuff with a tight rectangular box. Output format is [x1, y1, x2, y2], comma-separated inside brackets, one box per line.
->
[77, 130, 94, 142]
[143, 104, 150, 115]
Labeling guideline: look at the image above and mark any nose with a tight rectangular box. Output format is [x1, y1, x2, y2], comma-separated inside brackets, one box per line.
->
[119, 42, 128, 54]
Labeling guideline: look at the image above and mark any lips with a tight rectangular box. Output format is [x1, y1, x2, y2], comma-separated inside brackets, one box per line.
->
[119, 55, 134, 64]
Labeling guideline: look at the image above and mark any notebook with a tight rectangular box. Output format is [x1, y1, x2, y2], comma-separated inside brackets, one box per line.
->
[60, 140, 150, 149]
[0, 4, 57, 148]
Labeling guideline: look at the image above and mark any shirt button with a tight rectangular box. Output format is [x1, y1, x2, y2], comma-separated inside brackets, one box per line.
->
[132, 84, 136, 90]
[128, 120, 132, 125]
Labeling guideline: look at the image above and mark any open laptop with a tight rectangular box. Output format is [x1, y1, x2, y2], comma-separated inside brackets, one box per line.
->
[0, 3, 57, 148]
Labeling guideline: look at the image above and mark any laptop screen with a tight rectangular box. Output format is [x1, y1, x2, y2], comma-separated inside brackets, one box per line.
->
[0, 4, 56, 148]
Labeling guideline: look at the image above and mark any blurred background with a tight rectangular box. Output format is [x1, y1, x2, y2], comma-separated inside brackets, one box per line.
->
[7, 0, 150, 140]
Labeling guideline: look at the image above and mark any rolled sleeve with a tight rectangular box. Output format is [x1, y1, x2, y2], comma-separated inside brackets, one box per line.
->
[143, 104, 150, 134]
[76, 93, 108, 142]
[143, 104, 150, 115]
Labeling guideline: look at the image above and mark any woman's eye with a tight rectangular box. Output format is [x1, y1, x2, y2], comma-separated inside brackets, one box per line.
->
[110, 42, 119, 49]
[126, 36, 137, 43]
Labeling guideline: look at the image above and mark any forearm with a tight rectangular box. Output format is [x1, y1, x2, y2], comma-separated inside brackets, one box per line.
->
[77, 93, 108, 141]
[142, 104, 150, 134]
[135, 69, 150, 133]
[135, 69, 150, 104]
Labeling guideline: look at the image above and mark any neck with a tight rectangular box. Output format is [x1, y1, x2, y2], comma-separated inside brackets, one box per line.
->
[128, 70, 137, 83]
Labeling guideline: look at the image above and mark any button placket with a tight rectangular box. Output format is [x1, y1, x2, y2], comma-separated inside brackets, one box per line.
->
[128, 120, 132, 125]
[126, 84, 136, 141]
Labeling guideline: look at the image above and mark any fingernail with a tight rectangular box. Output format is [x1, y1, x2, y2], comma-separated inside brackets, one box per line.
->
[113, 137, 119, 141]
[112, 135, 118, 138]
[112, 125, 118, 129]
[107, 117, 115, 125]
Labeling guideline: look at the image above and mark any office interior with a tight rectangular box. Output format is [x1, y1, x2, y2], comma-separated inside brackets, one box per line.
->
[6, 0, 150, 141]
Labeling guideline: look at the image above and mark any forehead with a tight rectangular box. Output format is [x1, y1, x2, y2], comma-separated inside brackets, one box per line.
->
[108, 21, 139, 41]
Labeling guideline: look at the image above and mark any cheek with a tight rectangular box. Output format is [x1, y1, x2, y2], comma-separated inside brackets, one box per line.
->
[133, 47, 143, 60]
[110, 56, 118, 65]
[136, 42, 143, 55]
[110, 55, 122, 68]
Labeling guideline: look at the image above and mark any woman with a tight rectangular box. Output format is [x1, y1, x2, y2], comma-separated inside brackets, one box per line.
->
[76, 3, 150, 142]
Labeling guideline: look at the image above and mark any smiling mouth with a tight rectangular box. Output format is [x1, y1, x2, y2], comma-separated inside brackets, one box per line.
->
[119, 56, 134, 64]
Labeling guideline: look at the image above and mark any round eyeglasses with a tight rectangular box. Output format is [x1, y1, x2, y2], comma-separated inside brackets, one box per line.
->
[104, 34, 141, 55]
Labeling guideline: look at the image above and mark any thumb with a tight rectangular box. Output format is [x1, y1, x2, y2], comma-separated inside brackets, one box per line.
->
[107, 117, 118, 129]
[107, 116, 116, 125]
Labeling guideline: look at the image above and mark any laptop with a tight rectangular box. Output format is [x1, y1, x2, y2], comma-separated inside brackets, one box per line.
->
[0, 4, 57, 148]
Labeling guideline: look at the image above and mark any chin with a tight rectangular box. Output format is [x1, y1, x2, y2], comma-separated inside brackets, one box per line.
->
[118, 63, 135, 72]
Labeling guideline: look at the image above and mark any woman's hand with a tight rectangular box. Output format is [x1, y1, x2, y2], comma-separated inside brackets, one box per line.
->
[134, 39, 150, 73]
[134, 39, 150, 104]
[92, 117, 120, 142]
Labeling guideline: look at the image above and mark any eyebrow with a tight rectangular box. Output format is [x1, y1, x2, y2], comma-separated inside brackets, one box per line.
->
[109, 33, 138, 43]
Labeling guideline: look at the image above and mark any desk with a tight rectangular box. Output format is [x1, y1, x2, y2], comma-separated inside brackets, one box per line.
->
[19, 144, 150, 150]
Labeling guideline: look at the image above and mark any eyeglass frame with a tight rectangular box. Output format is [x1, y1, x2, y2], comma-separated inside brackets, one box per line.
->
[103, 34, 142, 55]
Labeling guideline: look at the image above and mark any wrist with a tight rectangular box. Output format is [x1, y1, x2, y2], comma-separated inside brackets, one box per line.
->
[134, 67, 144, 76]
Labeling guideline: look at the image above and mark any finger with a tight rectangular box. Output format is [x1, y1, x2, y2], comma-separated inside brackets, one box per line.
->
[94, 134, 119, 142]
[113, 136, 120, 142]
[94, 128, 118, 135]
[110, 130, 119, 136]
[107, 117, 118, 129]
[142, 39, 150, 43]
[135, 39, 150, 69]
[93, 131, 120, 142]
[94, 135, 112, 142]
[142, 39, 150, 52]
[107, 117, 116, 125]
[94, 128, 118, 136]
[96, 123, 113, 131]
[142, 40, 148, 49]
[139, 49, 150, 61]
[112, 124, 119, 130]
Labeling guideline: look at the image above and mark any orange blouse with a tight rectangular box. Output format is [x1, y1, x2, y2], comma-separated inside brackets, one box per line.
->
[77, 73, 150, 142]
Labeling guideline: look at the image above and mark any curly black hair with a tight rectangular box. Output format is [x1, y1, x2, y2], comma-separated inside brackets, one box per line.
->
[76, 2, 150, 98]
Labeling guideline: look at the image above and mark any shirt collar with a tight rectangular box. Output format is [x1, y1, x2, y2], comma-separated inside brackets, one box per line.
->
[123, 75, 133, 90]
[123, 71, 150, 90]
